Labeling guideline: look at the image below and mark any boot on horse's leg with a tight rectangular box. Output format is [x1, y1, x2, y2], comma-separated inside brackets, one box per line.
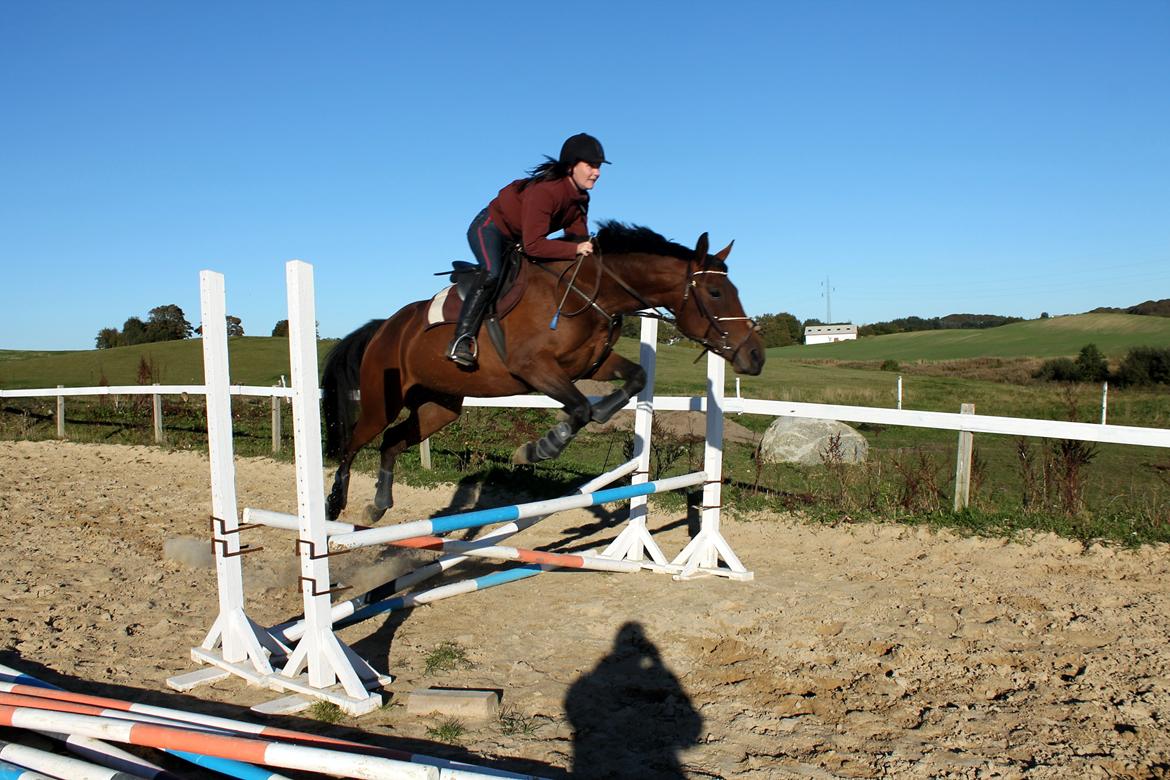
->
[325, 467, 350, 521]
[447, 275, 495, 368]
[364, 468, 395, 523]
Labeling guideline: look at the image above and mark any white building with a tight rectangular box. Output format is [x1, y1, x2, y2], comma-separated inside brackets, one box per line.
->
[804, 323, 858, 345]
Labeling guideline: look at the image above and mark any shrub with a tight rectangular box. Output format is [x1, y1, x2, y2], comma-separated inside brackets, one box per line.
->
[1074, 343, 1109, 382]
[1116, 347, 1170, 387]
[880, 359, 900, 372]
[1034, 357, 1081, 382]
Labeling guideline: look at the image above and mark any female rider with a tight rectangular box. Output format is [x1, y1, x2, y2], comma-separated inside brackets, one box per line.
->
[447, 132, 609, 368]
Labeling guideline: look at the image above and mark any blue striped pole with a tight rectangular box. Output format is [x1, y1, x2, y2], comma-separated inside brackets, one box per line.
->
[0, 665, 285, 780]
[330, 471, 705, 551]
[338, 564, 548, 629]
[0, 758, 52, 780]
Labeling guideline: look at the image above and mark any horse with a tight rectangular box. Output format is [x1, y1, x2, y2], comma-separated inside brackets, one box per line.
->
[320, 221, 765, 522]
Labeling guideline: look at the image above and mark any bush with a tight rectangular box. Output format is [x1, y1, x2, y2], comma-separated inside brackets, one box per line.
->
[1074, 343, 1109, 382]
[880, 359, 900, 372]
[1116, 346, 1170, 387]
[1034, 357, 1081, 383]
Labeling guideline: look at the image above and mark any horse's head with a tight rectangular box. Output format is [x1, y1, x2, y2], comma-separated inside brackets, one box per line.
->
[674, 233, 765, 376]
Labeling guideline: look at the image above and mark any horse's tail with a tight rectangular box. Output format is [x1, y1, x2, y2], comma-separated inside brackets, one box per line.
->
[322, 319, 384, 461]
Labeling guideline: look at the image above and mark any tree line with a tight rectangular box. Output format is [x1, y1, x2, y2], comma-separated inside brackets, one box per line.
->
[95, 306, 246, 348]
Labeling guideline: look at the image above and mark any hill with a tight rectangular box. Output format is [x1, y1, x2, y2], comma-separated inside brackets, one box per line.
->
[772, 313, 1170, 362]
[0, 337, 336, 390]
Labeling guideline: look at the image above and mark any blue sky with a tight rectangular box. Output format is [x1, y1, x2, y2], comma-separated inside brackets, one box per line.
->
[2, 1, 1168, 350]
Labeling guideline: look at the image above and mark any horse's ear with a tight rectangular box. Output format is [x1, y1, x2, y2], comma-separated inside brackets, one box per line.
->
[694, 232, 709, 261]
[713, 240, 734, 262]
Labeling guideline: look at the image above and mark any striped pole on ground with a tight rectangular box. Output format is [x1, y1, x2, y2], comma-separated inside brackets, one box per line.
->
[0, 664, 283, 780]
[330, 472, 706, 551]
[0, 705, 477, 780]
[0, 666, 537, 779]
[0, 758, 53, 780]
[0, 739, 136, 780]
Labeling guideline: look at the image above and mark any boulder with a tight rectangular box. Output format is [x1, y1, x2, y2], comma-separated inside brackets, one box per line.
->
[759, 418, 868, 465]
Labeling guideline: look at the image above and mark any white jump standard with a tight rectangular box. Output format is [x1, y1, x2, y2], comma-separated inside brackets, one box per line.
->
[169, 259, 751, 719]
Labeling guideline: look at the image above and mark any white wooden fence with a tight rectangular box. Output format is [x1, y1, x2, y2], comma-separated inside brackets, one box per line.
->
[3, 382, 1169, 509]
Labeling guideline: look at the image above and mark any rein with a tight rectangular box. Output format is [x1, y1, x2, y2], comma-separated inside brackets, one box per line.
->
[533, 241, 757, 369]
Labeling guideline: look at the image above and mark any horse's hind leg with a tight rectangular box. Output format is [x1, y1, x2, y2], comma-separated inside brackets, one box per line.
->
[365, 395, 463, 523]
[326, 405, 396, 520]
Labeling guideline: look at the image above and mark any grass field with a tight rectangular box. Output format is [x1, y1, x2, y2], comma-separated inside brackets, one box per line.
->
[772, 312, 1170, 362]
[3, 316, 1169, 546]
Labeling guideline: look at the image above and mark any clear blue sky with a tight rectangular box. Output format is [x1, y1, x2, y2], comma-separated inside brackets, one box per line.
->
[2, 1, 1168, 350]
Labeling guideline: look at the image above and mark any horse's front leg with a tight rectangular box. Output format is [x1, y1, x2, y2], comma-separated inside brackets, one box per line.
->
[512, 369, 593, 465]
[586, 352, 647, 424]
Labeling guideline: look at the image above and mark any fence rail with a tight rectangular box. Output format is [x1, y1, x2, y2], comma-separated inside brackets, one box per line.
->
[3, 384, 1169, 449]
[5, 381, 1169, 511]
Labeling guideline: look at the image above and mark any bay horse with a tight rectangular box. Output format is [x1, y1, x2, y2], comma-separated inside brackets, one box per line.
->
[321, 221, 765, 522]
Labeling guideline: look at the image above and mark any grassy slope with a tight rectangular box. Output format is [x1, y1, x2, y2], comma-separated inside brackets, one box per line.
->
[769, 313, 1170, 362]
[2, 315, 1168, 426]
[0, 337, 337, 389]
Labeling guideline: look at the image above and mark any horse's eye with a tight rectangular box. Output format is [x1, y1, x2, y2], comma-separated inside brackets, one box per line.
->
[707, 288, 722, 299]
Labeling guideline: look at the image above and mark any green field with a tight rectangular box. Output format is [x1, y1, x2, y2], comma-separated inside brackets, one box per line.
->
[3, 316, 1169, 546]
[772, 313, 1170, 362]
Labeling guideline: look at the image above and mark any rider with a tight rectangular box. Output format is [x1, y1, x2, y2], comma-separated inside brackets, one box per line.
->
[447, 132, 610, 367]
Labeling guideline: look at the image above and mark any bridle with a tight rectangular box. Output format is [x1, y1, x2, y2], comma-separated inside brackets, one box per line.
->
[539, 239, 758, 366]
[678, 262, 758, 364]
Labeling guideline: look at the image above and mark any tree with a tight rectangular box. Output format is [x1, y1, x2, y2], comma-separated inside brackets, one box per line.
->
[95, 327, 122, 349]
[755, 312, 801, 348]
[272, 319, 289, 337]
[122, 316, 148, 346]
[145, 304, 193, 342]
[226, 315, 244, 337]
[1075, 343, 1108, 382]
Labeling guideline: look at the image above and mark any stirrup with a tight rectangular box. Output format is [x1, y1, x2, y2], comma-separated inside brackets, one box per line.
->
[448, 334, 478, 367]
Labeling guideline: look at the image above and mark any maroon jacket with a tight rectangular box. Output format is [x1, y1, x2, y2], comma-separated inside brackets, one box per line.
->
[487, 175, 589, 261]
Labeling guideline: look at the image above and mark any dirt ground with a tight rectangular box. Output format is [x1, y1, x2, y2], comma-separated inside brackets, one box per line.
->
[2, 439, 1169, 779]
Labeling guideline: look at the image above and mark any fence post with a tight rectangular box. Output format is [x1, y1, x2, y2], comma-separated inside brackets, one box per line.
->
[56, 385, 65, 439]
[271, 391, 282, 453]
[897, 375, 903, 410]
[1101, 381, 1108, 425]
[419, 438, 432, 470]
[152, 383, 164, 444]
[953, 403, 975, 511]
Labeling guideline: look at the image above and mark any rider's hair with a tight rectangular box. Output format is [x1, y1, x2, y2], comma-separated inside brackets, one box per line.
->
[517, 156, 571, 191]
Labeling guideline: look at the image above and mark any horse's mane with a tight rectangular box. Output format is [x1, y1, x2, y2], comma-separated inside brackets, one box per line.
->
[594, 221, 695, 261]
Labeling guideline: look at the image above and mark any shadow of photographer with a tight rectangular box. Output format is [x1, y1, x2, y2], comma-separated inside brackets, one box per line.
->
[564, 621, 702, 779]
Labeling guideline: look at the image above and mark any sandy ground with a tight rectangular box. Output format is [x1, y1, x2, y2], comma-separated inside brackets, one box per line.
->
[1, 439, 1169, 779]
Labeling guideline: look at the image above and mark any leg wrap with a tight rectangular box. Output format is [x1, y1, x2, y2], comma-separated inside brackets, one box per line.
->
[325, 469, 350, 519]
[591, 390, 632, 424]
[534, 420, 576, 461]
[373, 468, 395, 510]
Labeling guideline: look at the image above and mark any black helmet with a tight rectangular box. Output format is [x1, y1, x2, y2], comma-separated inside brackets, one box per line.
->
[559, 133, 610, 167]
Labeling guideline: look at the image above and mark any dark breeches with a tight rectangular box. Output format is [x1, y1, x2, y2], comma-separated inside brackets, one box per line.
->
[467, 208, 506, 285]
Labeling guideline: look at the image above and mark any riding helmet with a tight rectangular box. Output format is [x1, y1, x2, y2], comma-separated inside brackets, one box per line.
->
[559, 133, 610, 167]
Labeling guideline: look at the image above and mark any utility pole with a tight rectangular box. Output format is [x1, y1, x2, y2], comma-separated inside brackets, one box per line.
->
[821, 275, 834, 323]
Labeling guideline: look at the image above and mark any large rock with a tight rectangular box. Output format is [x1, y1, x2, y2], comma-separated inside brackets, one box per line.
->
[759, 418, 868, 465]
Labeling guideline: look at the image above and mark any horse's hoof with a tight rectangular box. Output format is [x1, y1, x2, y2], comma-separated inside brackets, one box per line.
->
[512, 443, 536, 465]
[364, 504, 388, 524]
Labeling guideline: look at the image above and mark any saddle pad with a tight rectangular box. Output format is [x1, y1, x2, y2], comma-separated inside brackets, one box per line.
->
[423, 262, 530, 330]
[426, 285, 462, 327]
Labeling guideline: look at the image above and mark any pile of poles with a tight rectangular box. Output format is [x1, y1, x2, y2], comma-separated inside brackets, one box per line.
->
[0, 663, 540, 780]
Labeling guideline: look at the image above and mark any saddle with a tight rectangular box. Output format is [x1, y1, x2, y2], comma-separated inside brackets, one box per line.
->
[425, 244, 529, 360]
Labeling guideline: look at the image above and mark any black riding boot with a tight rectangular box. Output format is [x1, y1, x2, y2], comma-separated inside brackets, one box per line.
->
[447, 281, 494, 368]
